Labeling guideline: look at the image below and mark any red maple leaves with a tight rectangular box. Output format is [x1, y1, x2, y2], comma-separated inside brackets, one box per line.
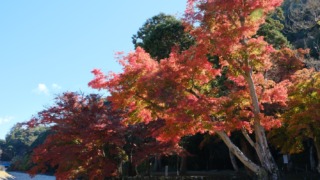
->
[27, 92, 181, 179]
[28, 93, 125, 179]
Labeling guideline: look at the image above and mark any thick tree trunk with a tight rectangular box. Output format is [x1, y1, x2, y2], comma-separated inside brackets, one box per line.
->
[229, 149, 239, 171]
[253, 123, 279, 179]
[313, 139, 320, 173]
[216, 131, 267, 179]
[245, 72, 280, 179]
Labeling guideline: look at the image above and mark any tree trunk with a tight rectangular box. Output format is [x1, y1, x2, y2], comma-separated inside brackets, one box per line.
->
[135, 165, 139, 176]
[128, 151, 136, 176]
[309, 140, 316, 171]
[216, 131, 267, 179]
[127, 162, 136, 176]
[229, 149, 239, 171]
[118, 161, 123, 177]
[313, 139, 320, 173]
[240, 136, 257, 177]
[180, 156, 187, 175]
[153, 156, 161, 172]
[176, 156, 180, 175]
[245, 72, 280, 180]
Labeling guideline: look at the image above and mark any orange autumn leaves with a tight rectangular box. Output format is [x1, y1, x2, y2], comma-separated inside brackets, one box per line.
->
[89, 48, 288, 141]
[89, 46, 222, 140]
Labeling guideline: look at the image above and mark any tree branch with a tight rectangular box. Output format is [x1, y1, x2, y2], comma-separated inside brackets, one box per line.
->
[216, 131, 266, 176]
[241, 127, 255, 148]
[186, 88, 201, 99]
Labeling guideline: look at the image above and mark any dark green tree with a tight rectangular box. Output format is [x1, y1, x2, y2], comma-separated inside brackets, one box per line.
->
[4, 123, 48, 171]
[257, 7, 291, 49]
[5, 124, 47, 157]
[132, 13, 194, 60]
[0, 139, 5, 161]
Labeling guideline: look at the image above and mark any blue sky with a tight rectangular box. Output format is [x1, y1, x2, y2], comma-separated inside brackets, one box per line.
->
[0, 1, 187, 140]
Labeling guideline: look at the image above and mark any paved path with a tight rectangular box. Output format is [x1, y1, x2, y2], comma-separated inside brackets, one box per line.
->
[6, 172, 55, 180]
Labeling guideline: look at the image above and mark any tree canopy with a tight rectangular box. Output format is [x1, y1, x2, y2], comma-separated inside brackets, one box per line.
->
[27, 92, 181, 179]
[269, 68, 320, 171]
[132, 13, 194, 60]
[90, 0, 292, 179]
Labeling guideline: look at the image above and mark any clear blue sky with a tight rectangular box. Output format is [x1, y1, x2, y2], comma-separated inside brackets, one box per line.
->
[0, 1, 187, 140]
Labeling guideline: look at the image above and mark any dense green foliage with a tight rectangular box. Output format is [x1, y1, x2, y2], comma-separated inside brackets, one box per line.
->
[0, 123, 49, 171]
[257, 8, 291, 49]
[0, 139, 7, 161]
[132, 13, 194, 60]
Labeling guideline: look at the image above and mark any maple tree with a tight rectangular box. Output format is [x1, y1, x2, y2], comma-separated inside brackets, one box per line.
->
[268, 47, 306, 83]
[89, 0, 297, 179]
[26, 92, 181, 179]
[27, 92, 125, 179]
[269, 68, 320, 172]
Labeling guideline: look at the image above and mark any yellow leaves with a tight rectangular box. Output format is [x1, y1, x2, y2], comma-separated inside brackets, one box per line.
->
[73, 138, 82, 145]
[276, 69, 320, 154]
[250, 8, 264, 22]
[240, 98, 251, 108]
[311, 91, 318, 98]
[202, 121, 213, 130]
[292, 107, 300, 113]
